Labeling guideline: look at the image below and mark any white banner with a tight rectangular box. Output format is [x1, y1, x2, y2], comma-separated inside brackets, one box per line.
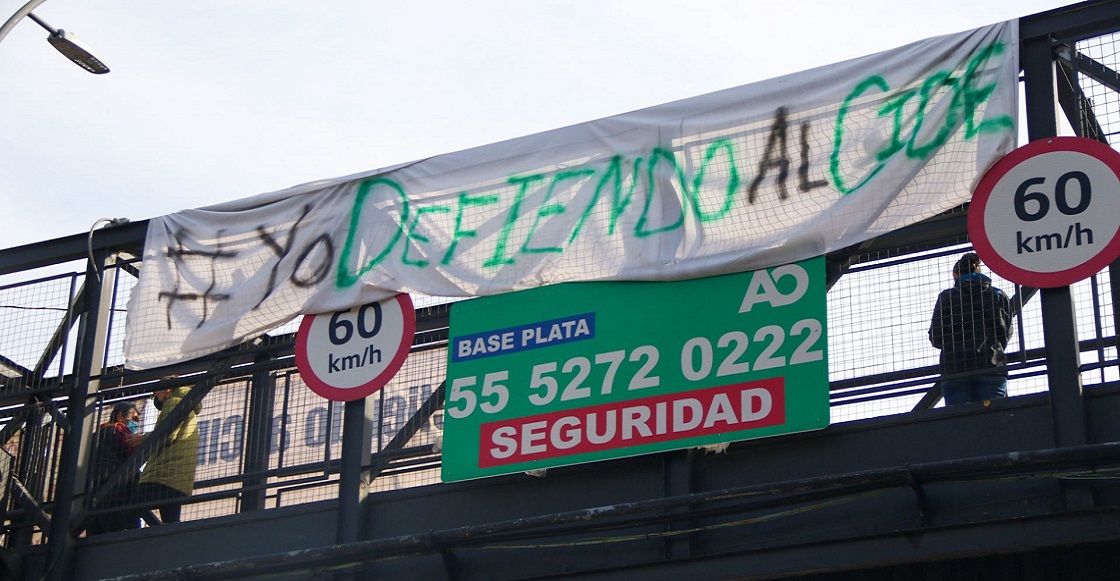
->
[125, 21, 1018, 369]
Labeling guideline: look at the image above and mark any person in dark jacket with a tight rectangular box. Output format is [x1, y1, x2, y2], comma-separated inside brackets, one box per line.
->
[929, 252, 1013, 405]
[88, 402, 142, 533]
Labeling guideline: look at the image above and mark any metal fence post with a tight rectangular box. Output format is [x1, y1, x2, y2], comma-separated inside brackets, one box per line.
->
[337, 398, 373, 553]
[43, 253, 106, 581]
[242, 353, 274, 512]
[1022, 29, 1093, 511]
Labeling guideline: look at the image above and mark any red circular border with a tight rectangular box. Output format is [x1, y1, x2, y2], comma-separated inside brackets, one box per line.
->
[968, 137, 1120, 288]
[294, 293, 416, 401]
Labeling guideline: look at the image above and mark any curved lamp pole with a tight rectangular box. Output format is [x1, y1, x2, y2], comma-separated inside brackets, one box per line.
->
[0, 0, 109, 73]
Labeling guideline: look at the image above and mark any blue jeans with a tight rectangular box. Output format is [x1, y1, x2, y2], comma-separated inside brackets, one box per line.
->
[941, 375, 1007, 406]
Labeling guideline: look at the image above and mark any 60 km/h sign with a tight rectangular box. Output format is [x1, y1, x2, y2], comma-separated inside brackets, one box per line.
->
[969, 137, 1120, 288]
[295, 294, 416, 401]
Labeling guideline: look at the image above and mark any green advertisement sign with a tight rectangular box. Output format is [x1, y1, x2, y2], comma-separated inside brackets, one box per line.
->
[441, 256, 828, 482]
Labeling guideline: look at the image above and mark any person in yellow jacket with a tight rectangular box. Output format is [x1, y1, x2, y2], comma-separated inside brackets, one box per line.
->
[132, 386, 199, 524]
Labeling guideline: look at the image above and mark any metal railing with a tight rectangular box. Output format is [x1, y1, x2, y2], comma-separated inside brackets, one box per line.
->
[0, 235, 1115, 544]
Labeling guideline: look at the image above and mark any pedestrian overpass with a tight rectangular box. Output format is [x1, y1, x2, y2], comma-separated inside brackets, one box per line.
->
[1, 2, 1120, 579]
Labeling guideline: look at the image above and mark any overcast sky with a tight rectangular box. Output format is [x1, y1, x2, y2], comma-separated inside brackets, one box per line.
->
[0, 0, 1073, 252]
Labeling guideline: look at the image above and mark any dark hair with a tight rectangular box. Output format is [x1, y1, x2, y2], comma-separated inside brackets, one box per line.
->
[111, 402, 135, 423]
[953, 252, 980, 277]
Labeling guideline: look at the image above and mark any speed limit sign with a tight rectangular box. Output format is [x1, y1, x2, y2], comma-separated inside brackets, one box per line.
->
[969, 137, 1120, 288]
[295, 294, 416, 401]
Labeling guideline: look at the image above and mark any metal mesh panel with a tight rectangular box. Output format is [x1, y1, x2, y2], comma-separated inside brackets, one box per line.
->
[1072, 32, 1120, 142]
[101, 259, 140, 371]
[1071, 30, 1120, 384]
[0, 273, 80, 387]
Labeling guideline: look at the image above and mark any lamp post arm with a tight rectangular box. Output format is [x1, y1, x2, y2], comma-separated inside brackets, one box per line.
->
[0, 0, 50, 47]
[26, 11, 57, 34]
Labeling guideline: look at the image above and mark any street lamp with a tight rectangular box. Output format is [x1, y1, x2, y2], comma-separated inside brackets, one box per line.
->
[0, 0, 109, 74]
[27, 11, 108, 73]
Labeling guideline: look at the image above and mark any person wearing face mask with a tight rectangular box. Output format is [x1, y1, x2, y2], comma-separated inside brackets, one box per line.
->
[88, 402, 143, 534]
[132, 386, 200, 524]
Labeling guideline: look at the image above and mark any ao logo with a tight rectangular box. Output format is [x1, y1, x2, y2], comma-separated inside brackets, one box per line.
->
[738, 264, 809, 313]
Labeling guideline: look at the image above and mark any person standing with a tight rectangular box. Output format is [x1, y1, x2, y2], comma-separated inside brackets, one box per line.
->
[87, 402, 142, 533]
[929, 252, 1013, 406]
[132, 386, 200, 524]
